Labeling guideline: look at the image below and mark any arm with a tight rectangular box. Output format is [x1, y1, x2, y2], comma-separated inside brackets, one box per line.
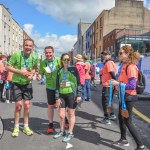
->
[6, 65, 29, 77]
[125, 77, 136, 90]
[109, 71, 116, 80]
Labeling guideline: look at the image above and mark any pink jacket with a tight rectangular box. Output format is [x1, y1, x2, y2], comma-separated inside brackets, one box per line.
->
[75, 62, 86, 85]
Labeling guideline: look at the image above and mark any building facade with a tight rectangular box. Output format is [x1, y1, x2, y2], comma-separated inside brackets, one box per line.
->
[11, 18, 23, 54]
[0, 4, 12, 55]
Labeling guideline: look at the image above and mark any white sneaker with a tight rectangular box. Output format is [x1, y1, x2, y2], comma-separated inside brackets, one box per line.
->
[6, 100, 10, 103]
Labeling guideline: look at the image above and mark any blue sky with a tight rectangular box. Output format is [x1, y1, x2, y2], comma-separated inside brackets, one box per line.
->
[0, 0, 149, 55]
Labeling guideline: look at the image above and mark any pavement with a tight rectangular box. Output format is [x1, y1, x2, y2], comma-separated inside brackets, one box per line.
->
[0, 80, 149, 150]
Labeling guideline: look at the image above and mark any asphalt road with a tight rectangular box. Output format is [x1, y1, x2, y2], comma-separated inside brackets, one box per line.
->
[0, 80, 149, 150]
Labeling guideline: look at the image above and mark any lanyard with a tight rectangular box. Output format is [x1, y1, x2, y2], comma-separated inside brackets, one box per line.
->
[63, 69, 68, 81]
[108, 80, 113, 107]
[46, 59, 54, 72]
[118, 83, 126, 110]
[116, 63, 123, 79]
[22, 51, 30, 68]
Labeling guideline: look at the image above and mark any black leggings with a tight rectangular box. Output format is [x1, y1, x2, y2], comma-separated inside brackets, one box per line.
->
[119, 100, 143, 147]
[102, 87, 114, 117]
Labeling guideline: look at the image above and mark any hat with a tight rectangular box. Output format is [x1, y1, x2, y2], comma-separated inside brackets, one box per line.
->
[103, 50, 111, 55]
[74, 54, 83, 61]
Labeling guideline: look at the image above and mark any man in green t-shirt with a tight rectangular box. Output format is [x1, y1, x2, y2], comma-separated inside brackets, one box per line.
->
[6, 39, 38, 137]
[36, 46, 61, 133]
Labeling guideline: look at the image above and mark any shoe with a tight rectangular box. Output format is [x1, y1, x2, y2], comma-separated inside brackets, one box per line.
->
[109, 114, 117, 120]
[23, 127, 33, 136]
[12, 127, 19, 137]
[135, 146, 149, 150]
[62, 133, 74, 142]
[100, 117, 111, 125]
[6, 100, 10, 103]
[11, 101, 15, 103]
[112, 139, 129, 147]
[47, 123, 55, 133]
[53, 131, 66, 139]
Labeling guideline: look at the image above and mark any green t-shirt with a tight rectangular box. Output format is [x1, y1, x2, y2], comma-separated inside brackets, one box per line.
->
[39, 57, 60, 89]
[7, 51, 38, 85]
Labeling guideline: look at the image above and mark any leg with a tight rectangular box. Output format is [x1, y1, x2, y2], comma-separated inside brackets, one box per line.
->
[86, 80, 91, 101]
[48, 104, 54, 124]
[67, 108, 75, 134]
[14, 101, 22, 125]
[58, 108, 66, 132]
[23, 100, 30, 125]
[125, 101, 143, 147]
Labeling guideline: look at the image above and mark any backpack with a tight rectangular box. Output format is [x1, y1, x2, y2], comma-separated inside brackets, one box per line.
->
[126, 66, 146, 94]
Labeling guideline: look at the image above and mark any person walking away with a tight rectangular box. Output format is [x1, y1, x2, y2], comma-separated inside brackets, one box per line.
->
[6, 39, 38, 137]
[83, 56, 91, 102]
[111, 45, 148, 150]
[100, 50, 117, 125]
[54, 53, 81, 142]
[74, 54, 85, 107]
[0, 55, 7, 102]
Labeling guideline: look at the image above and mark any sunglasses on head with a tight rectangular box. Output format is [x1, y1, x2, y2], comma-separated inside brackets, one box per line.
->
[62, 58, 70, 62]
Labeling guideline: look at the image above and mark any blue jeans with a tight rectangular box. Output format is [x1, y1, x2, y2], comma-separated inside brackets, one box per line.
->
[83, 80, 91, 101]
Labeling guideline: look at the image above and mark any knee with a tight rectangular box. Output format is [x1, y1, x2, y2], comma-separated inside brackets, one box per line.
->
[24, 101, 30, 109]
[68, 110, 75, 118]
[59, 112, 65, 120]
[16, 103, 22, 111]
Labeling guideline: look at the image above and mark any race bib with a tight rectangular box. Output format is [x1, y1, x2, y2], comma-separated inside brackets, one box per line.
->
[44, 67, 51, 73]
[0, 80, 3, 84]
[61, 81, 66, 88]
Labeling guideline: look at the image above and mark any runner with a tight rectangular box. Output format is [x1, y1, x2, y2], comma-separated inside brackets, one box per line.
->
[6, 39, 38, 137]
[53, 53, 81, 142]
[36, 46, 69, 133]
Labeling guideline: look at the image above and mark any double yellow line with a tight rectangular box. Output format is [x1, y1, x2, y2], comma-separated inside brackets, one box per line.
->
[133, 107, 150, 124]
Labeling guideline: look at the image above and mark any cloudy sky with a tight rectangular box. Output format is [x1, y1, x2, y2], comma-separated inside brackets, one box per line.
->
[1, 0, 149, 56]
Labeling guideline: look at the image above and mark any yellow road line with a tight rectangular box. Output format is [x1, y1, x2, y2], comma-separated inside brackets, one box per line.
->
[133, 107, 150, 124]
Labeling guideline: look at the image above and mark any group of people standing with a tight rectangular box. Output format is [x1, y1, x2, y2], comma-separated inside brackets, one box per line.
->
[4, 38, 148, 149]
[100, 46, 147, 150]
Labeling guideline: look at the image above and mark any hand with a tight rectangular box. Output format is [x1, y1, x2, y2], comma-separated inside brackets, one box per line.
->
[20, 70, 30, 77]
[76, 97, 81, 103]
[36, 74, 41, 81]
[111, 80, 119, 86]
[55, 99, 62, 108]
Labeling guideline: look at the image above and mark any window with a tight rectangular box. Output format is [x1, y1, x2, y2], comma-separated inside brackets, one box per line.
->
[100, 30, 102, 41]
[97, 21, 98, 29]
[100, 17, 102, 27]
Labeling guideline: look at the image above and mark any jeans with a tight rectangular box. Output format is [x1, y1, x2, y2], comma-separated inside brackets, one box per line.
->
[83, 80, 91, 101]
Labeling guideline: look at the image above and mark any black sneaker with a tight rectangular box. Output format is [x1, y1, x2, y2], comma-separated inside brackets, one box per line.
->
[100, 117, 111, 125]
[112, 139, 129, 147]
[135, 146, 149, 150]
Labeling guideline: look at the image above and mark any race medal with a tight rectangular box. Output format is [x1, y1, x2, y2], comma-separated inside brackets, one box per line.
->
[61, 81, 66, 88]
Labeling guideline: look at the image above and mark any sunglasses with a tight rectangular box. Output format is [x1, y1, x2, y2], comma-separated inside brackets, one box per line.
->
[119, 52, 125, 55]
[62, 58, 70, 62]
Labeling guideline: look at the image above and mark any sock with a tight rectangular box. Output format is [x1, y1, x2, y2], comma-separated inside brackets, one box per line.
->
[14, 124, 19, 128]
[49, 122, 53, 128]
[24, 124, 28, 128]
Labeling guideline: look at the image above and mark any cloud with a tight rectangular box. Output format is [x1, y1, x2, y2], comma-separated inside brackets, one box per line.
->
[23, 24, 77, 56]
[28, 0, 115, 25]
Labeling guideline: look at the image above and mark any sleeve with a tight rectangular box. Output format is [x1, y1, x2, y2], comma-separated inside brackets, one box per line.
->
[125, 77, 136, 90]
[127, 65, 137, 79]
[39, 61, 45, 75]
[74, 67, 82, 97]
[55, 70, 60, 100]
[7, 54, 17, 66]
[33, 55, 38, 69]
[106, 61, 116, 73]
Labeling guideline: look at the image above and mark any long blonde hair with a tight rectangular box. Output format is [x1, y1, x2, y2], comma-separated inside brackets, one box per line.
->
[120, 45, 140, 65]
